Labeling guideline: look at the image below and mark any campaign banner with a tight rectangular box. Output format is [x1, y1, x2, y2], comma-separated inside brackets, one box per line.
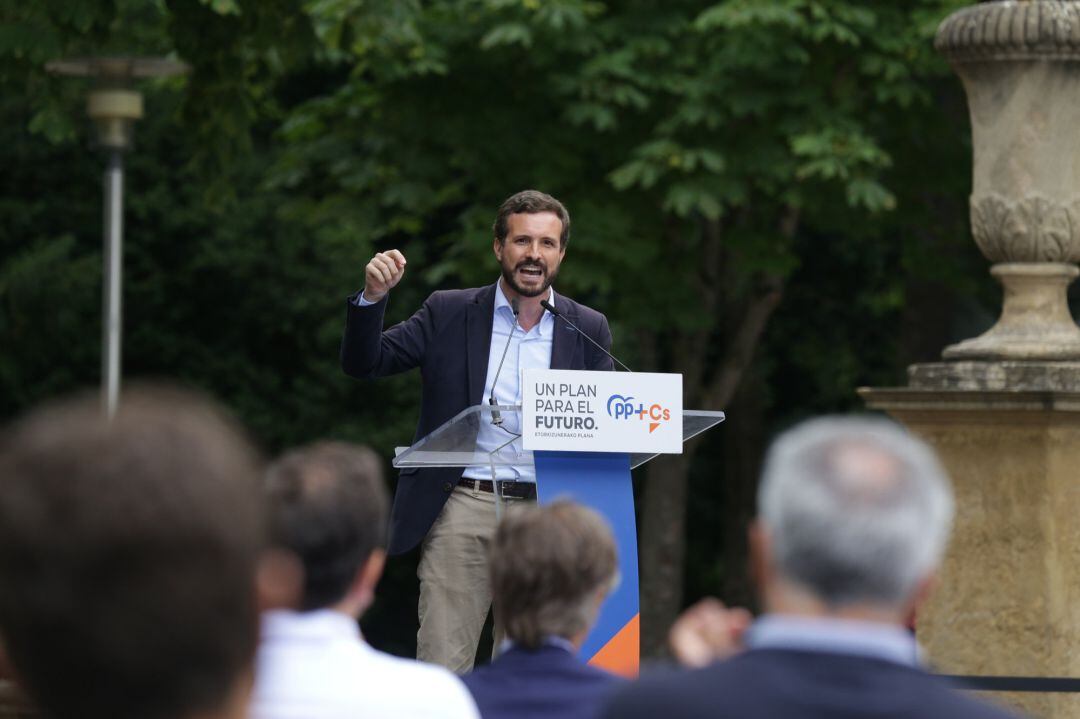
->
[521, 369, 682, 453]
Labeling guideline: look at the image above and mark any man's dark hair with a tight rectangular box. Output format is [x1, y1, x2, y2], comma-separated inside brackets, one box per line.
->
[0, 386, 264, 719]
[491, 501, 617, 649]
[264, 442, 387, 611]
[493, 189, 571, 248]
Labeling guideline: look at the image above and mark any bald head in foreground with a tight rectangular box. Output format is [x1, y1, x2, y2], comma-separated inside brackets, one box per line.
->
[605, 416, 1022, 719]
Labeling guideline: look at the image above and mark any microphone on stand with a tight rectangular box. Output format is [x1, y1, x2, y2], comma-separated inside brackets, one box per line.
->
[489, 298, 520, 426]
[539, 299, 633, 372]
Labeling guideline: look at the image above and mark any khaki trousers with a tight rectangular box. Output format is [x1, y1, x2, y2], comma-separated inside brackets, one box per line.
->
[416, 484, 533, 673]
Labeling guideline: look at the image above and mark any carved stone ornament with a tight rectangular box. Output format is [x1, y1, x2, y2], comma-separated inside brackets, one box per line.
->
[936, 1, 1080, 63]
[943, 263, 1080, 360]
[935, 0, 1080, 361]
[970, 194, 1080, 264]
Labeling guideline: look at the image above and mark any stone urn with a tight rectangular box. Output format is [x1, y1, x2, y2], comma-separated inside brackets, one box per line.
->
[936, 0, 1080, 360]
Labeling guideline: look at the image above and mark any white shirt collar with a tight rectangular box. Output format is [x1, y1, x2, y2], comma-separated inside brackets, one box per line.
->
[494, 280, 557, 337]
[261, 608, 363, 643]
[498, 635, 577, 654]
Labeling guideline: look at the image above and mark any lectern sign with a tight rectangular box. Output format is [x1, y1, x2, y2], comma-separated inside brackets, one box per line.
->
[522, 369, 683, 453]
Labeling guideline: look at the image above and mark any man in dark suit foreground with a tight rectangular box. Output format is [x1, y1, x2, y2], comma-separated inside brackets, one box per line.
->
[604, 416, 1022, 719]
[463, 500, 624, 719]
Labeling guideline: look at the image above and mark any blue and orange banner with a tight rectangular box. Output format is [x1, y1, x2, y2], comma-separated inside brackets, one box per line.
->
[534, 451, 639, 677]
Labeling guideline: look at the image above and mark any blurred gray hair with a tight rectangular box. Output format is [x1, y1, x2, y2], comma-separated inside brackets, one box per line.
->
[758, 416, 954, 608]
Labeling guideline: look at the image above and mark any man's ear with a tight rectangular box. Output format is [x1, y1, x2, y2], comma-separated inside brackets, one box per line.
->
[345, 549, 386, 616]
[493, 236, 504, 261]
[256, 549, 304, 612]
[902, 572, 938, 631]
[361, 549, 386, 596]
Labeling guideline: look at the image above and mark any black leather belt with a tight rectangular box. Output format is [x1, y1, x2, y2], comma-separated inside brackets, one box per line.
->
[458, 477, 537, 500]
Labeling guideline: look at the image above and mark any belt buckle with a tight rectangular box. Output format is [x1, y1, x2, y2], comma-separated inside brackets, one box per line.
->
[500, 480, 531, 500]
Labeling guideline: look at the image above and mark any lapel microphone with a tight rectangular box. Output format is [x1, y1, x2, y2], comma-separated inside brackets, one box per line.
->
[539, 298, 633, 372]
[489, 297, 520, 426]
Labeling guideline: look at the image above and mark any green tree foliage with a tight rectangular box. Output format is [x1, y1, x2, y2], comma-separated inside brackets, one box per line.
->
[1, 0, 985, 657]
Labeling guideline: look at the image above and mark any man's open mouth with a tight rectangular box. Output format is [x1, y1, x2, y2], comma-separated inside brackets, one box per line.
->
[518, 265, 544, 279]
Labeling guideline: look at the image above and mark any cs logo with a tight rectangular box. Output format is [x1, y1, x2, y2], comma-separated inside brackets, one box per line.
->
[606, 394, 672, 433]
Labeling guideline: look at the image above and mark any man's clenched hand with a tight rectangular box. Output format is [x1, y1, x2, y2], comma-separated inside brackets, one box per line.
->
[363, 250, 407, 303]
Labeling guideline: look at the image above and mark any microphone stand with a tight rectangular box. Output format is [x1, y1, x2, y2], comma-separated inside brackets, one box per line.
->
[539, 299, 634, 372]
[489, 298, 520, 426]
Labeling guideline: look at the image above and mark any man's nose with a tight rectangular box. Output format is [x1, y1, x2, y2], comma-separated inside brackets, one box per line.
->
[525, 241, 542, 259]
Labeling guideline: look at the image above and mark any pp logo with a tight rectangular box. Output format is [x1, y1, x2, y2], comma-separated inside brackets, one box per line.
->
[606, 394, 672, 434]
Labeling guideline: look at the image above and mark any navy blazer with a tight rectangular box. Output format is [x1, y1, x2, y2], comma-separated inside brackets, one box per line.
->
[341, 283, 614, 554]
[602, 649, 1022, 719]
[464, 644, 624, 719]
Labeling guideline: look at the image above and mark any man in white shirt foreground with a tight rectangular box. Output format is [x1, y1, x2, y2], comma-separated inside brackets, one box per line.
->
[250, 442, 479, 719]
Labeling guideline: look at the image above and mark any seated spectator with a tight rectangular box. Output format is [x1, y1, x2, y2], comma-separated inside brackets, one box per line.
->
[463, 500, 624, 719]
[604, 416, 1022, 719]
[250, 442, 479, 719]
[0, 387, 266, 719]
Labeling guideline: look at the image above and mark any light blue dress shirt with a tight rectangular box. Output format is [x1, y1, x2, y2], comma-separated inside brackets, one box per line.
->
[745, 614, 922, 667]
[462, 282, 554, 483]
[356, 281, 554, 483]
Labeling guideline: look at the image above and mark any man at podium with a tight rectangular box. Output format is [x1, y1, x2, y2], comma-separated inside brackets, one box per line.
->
[341, 189, 615, 673]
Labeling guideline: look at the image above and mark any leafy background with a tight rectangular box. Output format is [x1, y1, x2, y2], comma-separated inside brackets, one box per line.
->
[1, 0, 1002, 659]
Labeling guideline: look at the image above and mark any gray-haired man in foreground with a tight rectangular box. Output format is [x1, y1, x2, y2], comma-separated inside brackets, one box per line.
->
[606, 416, 1022, 719]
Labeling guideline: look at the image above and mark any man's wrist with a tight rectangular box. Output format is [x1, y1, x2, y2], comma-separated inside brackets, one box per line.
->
[355, 289, 384, 307]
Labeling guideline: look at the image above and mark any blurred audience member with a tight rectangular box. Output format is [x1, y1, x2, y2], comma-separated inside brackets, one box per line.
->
[251, 442, 478, 719]
[604, 416, 1021, 719]
[463, 500, 623, 719]
[0, 387, 265, 719]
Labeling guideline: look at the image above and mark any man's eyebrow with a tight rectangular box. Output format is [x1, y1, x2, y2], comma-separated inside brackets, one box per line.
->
[511, 232, 558, 241]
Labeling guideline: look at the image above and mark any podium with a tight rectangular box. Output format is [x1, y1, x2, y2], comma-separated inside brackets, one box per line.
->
[394, 402, 725, 676]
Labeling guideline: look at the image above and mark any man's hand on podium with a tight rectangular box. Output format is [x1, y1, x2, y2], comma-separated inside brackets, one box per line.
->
[363, 249, 407, 303]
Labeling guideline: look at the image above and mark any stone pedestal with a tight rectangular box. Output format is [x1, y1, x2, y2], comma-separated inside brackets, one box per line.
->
[861, 364, 1080, 718]
[860, 4, 1080, 714]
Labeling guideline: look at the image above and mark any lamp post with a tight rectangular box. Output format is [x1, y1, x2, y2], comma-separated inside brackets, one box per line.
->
[46, 57, 188, 418]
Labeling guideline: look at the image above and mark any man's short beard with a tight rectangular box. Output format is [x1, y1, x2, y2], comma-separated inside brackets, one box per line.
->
[502, 263, 559, 298]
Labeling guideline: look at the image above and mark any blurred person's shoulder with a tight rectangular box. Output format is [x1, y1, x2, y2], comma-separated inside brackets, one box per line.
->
[426, 285, 490, 307]
[253, 614, 479, 719]
[602, 650, 1024, 719]
[364, 648, 480, 719]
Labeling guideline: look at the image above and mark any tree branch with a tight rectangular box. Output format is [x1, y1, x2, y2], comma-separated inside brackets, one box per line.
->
[694, 205, 800, 437]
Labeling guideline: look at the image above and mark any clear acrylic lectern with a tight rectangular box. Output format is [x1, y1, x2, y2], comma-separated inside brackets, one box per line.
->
[393, 403, 726, 472]
[391, 401, 725, 679]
